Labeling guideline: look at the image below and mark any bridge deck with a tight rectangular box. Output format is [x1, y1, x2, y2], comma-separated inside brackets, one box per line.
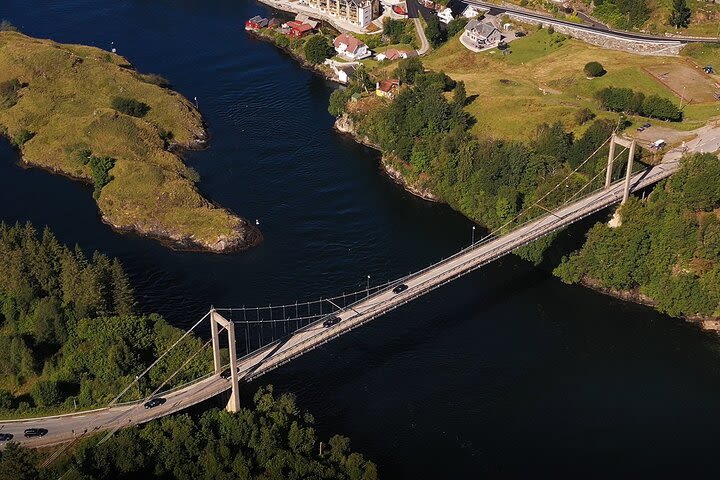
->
[1, 160, 679, 448]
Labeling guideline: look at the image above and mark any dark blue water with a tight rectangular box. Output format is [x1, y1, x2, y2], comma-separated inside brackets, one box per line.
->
[3, 1, 720, 477]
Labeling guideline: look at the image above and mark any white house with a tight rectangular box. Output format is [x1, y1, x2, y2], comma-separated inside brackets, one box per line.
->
[333, 33, 371, 60]
[463, 19, 502, 48]
[438, 7, 454, 24]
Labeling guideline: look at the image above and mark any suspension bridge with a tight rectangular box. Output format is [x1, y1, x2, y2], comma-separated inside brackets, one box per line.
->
[0, 135, 685, 452]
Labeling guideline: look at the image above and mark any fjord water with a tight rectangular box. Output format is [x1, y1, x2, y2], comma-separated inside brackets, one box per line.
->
[3, 1, 720, 476]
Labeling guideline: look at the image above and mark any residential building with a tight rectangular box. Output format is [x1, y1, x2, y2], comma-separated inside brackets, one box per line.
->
[376, 79, 400, 98]
[463, 19, 501, 48]
[286, 21, 315, 37]
[462, 5, 483, 18]
[333, 33, 371, 60]
[438, 7, 454, 24]
[307, 0, 380, 28]
[245, 16, 268, 30]
[376, 48, 410, 61]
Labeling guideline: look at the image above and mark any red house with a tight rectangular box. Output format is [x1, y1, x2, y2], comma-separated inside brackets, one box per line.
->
[286, 20, 314, 38]
[245, 15, 268, 31]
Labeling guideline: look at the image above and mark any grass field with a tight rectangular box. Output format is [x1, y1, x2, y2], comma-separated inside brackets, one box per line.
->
[0, 31, 252, 251]
[421, 28, 720, 141]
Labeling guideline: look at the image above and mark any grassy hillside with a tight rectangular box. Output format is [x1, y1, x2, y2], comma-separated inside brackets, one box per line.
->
[0, 31, 260, 252]
[420, 28, 719, 141]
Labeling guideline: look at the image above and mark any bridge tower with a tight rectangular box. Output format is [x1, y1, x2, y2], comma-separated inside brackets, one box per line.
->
[605, 134, 637, 204]
[210, 309, 240, 412]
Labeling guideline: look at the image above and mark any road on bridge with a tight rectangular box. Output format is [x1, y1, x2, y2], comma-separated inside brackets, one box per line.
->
[0, 152, 685, 449]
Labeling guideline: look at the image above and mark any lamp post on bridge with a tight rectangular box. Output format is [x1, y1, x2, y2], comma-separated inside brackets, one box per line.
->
[366, 275, 370, 295]
[471, 225, 475, 245]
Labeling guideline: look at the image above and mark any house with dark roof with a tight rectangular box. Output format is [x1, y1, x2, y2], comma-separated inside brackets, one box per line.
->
[333, 33, 371, 60]
[463, 19, 501, 48]
[245, 15, 268, 31]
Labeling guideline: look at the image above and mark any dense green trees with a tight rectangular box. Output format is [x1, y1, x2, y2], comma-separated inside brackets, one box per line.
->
[6, 386, 376, 479]
[304, 35, 334, 64]
[344, 59, 615, 238]
[111, 96, 150, 118]
[424, 15, 445, 47]
[595, 87, 682, 121]
[0, 223, 211, 413]
[556, 153, 720, 318]
[669, 0, 692, 28]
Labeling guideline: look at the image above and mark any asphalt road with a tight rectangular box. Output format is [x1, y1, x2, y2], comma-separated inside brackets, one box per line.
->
[463, 0, 720, 44]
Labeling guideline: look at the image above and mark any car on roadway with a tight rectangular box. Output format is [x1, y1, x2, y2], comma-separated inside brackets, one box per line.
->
[323, 316, 341, 328]
[144, 397, 166, 409]
[643, 122, 651, 128]
[392, 283, 409, 294]
[221, 368, 234, 380]
[0, 433, 13, 441]
[23, 428, 47, 438]
[637, 126, 645, 132]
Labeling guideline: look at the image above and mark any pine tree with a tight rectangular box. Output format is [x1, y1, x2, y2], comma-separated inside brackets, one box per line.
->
[111, 258, 136, 316]
[668, 0, 691, 28]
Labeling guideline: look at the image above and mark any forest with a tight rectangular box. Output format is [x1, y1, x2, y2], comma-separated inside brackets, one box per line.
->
[336, 58, 623, 262]
[555, 152, 720, 318]
[0, 222, 212, 414]
[0, 386, 378, 480]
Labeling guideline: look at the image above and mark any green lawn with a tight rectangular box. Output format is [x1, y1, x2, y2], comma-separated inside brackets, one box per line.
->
[421, 28, 720, 141]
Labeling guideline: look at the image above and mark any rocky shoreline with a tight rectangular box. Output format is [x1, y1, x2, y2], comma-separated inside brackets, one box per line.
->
[580, 277, 720, 332]
[334, 114, 441, 203]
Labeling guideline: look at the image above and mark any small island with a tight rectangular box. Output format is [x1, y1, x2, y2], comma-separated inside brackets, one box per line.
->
[0, 30, 261, 253]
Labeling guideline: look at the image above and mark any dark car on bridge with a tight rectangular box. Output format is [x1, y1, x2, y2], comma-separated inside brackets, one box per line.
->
[0, 433, 13, 441]
[144, 397, 166, 409]
[392, 283, 408, 294]
[23, 428, 47, 438]
[221, 368, 234, 380]
[323, 316, 341, 328]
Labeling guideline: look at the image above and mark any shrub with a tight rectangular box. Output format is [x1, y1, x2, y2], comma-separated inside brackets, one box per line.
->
[0, 389, 13, 409]
[447, 17, 469, 37]
[583, 61, 605, 77]
[328, 88, 352, 117]
[13, 129, 34, 147]
[80, 152, 116, 198]
[394, 56, 424, 84]
[0, 78, 21, 109]
[574, 107, 596, 125]
[303, 35, 334, 64]
[641, 94, 682, 121]
[383, 18, 406, 44]
[111, 96, 150, 117]
[31, 380, 62, 407]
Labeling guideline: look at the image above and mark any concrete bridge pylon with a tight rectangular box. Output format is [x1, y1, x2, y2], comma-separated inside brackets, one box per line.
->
[210, 309, 240, 412]
[605, 134, 637, 204]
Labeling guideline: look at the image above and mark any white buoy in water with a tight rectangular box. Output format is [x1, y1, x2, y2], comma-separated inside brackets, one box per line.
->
[255, 219, 260, 226]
